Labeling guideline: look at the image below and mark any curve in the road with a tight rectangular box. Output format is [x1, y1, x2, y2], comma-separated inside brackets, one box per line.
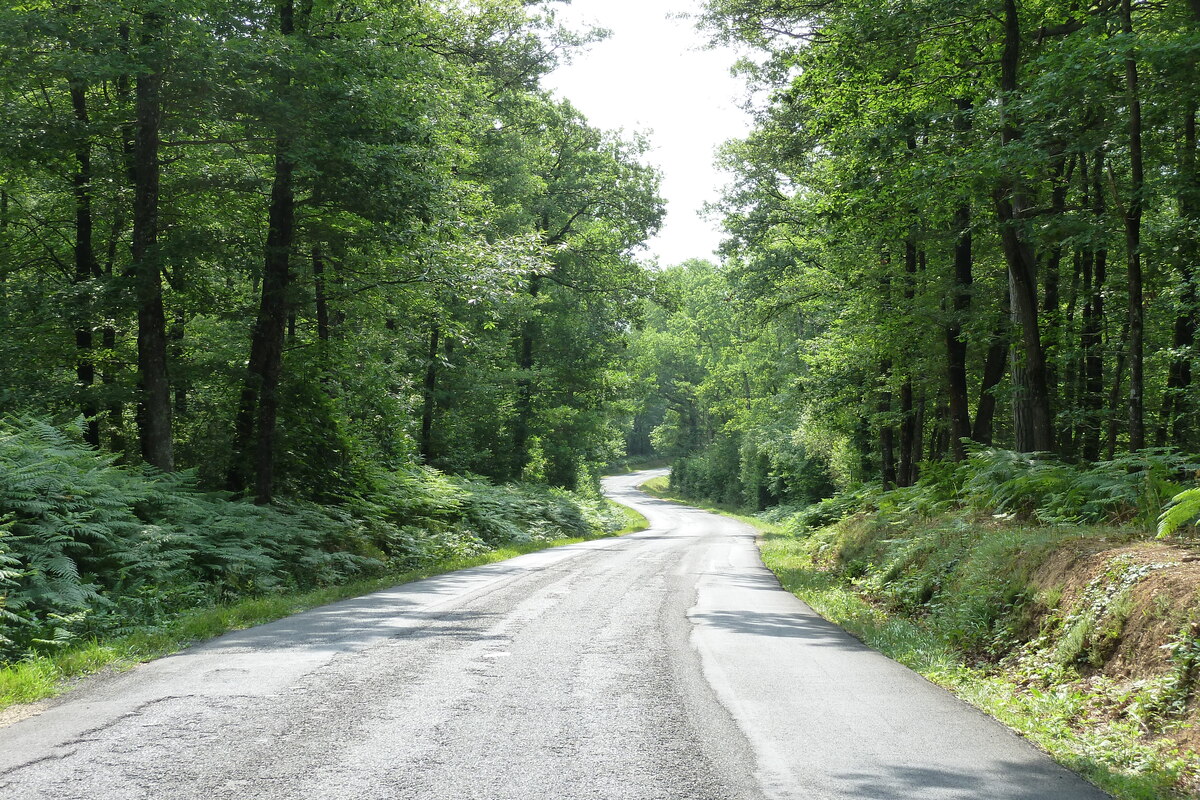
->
[0, 468, 1109, 799]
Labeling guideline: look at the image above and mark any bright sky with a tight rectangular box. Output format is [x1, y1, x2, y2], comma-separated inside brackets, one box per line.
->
[541, 0, 751, 267]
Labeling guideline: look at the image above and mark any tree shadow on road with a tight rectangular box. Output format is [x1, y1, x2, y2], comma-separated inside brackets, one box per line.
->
[829, 759, 1111, 800]
[687, 608, 865, 651]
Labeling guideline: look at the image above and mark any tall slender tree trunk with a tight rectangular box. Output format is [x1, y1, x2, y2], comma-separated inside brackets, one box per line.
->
[1081, 150, 1108, 461]
[1107, 325, 1129, 460]
[879, 362, 898, 489]
[313, 245, 330, 346]
[897, 240, 918, 486]
[929, 404, 950, 460]
[100, 209, 126, 455]
[1121, 0, 1146, 451]
[1158, 95, 1199, 447]
[972, 317, 1009, 446]
[420, 323, 440, 462]
[69, 75, 100, 447]
[232, 0, 298, 502]
[1043, 153, 1070, 444]
[249, 149, 296, 504]
[996, 0, 1053, 453]
[132, 10, 173, 471]
[512, 273, 541, 478]
[170, 309, 187, 415]
[946, 102, 974, 460]
[911, 394, 926, 476]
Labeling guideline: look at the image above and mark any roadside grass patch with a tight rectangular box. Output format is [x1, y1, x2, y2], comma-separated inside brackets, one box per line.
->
[639, 475, 670, 495]
[609, 499, 650, 535]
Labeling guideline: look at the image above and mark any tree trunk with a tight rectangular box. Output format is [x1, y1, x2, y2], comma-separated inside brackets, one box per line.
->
[1079, 150, 1108, 461]
[972, 317, 1009, 446]
[946, 100, 973, 460]
[69, 76, 99, 447]
[420, 323, 440, 462]
[1106, 327, 1128, 460]
[1158, 101, 1199, 447]
[911, 394, 926, 480]
[100, 210, 125, 455]
[1121, 0, 1146, 451]
[132, 10, 173, 471]
[512, 273, 541, 478]
[170, 309, 186, 415]
[232, 0, 298, 502]
[879, 365, 897, 489]
[897, 240, 918, 486]
[1042, 153, 1071, 444]
[929, 404, 950, 460]
[996, 0, 1053, 453]
[313, 245, 329, 345]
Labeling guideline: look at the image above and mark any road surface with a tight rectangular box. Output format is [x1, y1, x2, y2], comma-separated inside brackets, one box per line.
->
[0, 469, 1108, 799]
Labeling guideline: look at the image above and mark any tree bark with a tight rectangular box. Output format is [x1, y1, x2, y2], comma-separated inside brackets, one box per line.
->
[1158, 101, 1199, 447]
[420, 323, 440, 462]
[69, 75, 100, 447]
[972, 317, 1009, 446]
[132, 10, 173, 471]
[1121, 0, 1146, 451]
[232, 0, 298, 502]
[995, 0, 1053, 453]
[897, 240, 918, 486]
[879, 363, 897, 489]
[313, 245, 330, 345]
[1080, 150, 1108, 461]
[1043, 153, 1071, 444]
[1106, 325, 1129, 460]
[512, 273, 541, 478]
[946, 101, 973, 460]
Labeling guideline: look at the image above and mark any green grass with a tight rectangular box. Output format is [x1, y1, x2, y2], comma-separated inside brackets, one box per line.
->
[608, 498, 650, 535]
[0, 525, 639, 714]
[639, 474, 670, 494]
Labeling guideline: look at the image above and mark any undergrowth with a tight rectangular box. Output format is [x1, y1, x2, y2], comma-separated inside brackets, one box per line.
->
[0, 416, 623, 667]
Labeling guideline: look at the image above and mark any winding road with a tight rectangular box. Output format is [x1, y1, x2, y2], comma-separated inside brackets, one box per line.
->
[0, 469, 1109, 799]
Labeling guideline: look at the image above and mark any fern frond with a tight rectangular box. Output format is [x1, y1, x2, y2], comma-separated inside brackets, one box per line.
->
[1158, 488, 1200, 538]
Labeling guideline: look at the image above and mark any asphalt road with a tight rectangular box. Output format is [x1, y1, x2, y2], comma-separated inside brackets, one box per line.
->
[0, 469, 1110, 799]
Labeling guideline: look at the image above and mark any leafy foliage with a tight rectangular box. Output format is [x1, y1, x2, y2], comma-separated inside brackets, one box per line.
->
[1157, 488, 1200, 538]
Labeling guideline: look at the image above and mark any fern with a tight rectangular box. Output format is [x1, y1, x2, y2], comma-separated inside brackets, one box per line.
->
[1158, 488, 1200, 538]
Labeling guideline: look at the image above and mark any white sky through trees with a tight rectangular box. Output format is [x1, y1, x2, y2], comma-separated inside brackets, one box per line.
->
[543, 0, 750, 267]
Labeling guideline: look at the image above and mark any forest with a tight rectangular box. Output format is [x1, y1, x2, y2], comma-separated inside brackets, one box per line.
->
[3, 0, 1200, 790]
[0, 0, 660, 665]
[633, 0, 1200, 511]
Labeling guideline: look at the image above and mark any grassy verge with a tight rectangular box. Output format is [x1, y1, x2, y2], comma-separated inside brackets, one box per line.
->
[1, 521, 643, 715]
[651, 485, 1190, 800]
[609, 498, 651, 535]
